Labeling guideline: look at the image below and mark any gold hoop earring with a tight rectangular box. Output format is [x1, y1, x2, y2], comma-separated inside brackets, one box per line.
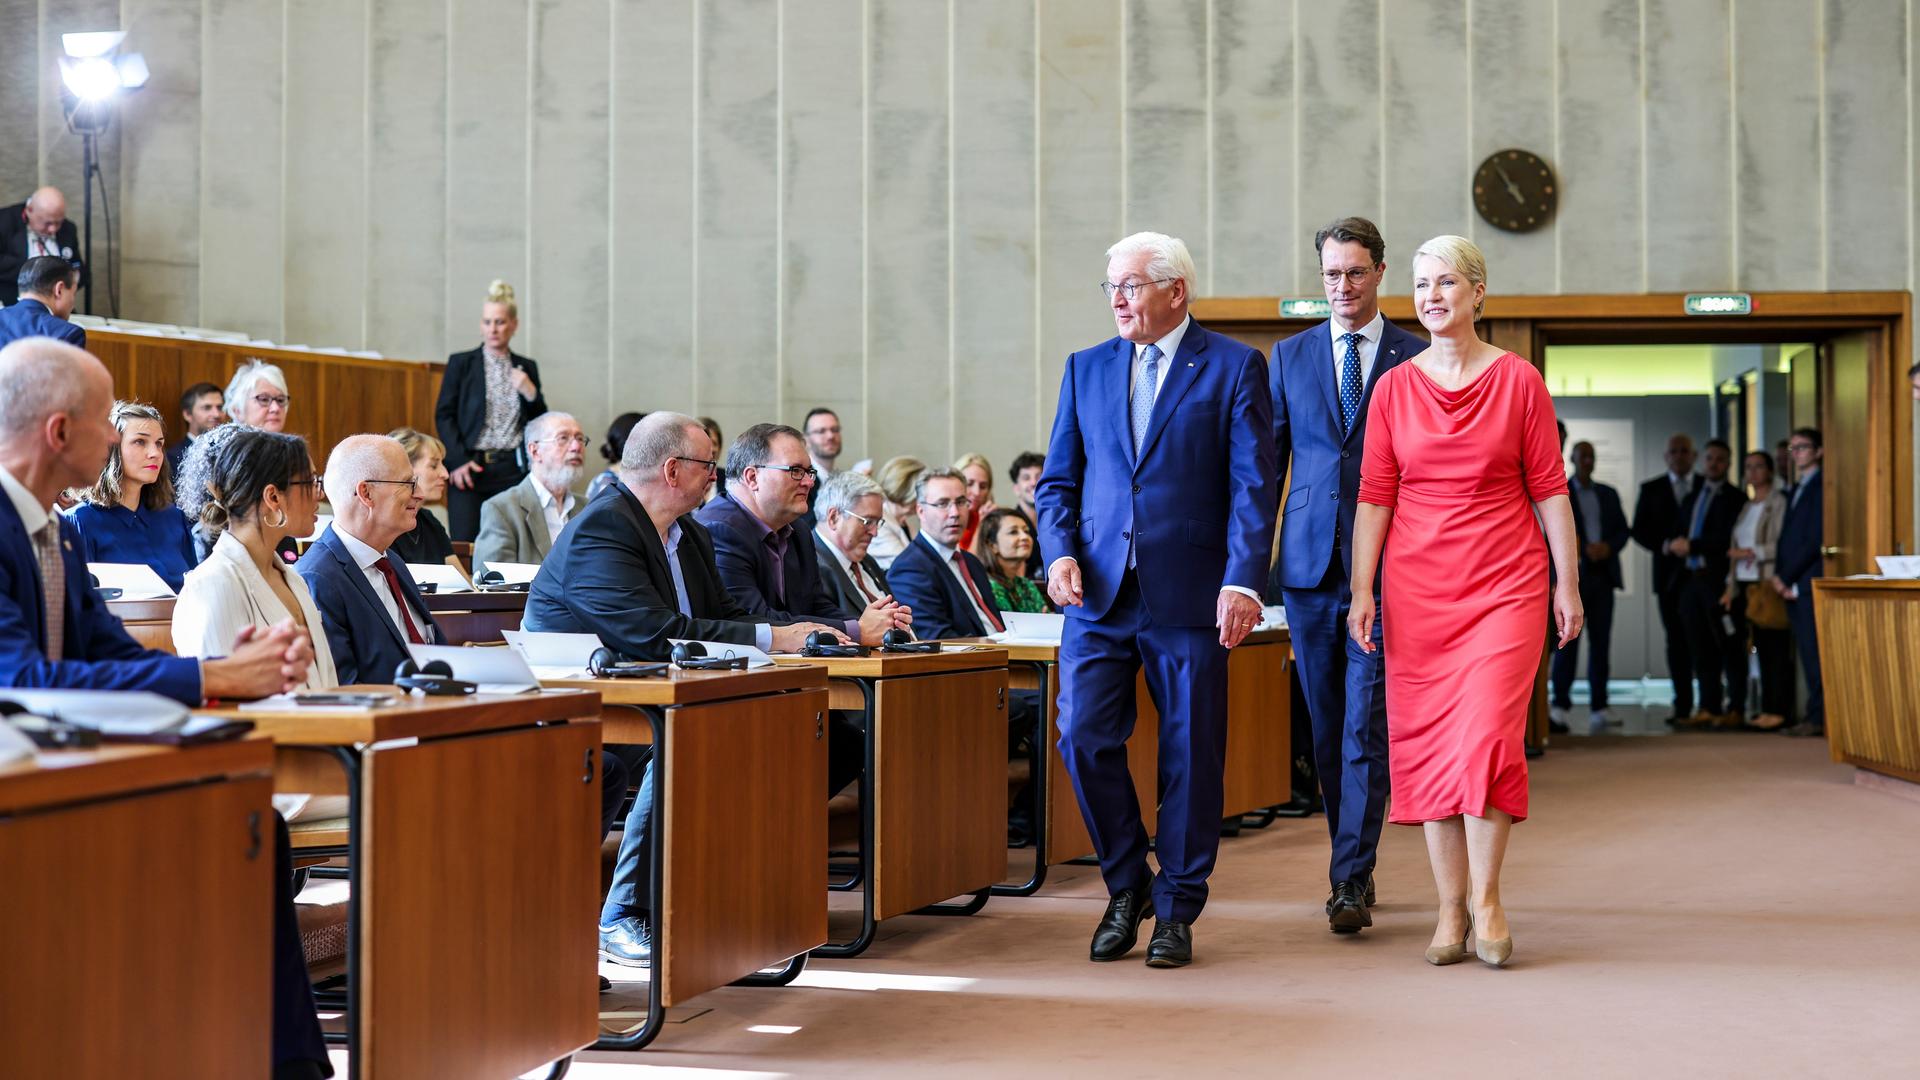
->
[263, 505, 288, 529]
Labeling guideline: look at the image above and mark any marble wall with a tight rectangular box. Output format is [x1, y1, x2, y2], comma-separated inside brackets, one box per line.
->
[3, 0, 1914, 488]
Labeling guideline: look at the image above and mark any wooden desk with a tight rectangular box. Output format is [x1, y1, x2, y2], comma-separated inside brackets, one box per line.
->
[541, 666, 830, 1051]
[980, 628, 1292, 895]
[204, 688, 605, 1080]
[1, 740, 275, 1079]
[769, 648, 1012, 957]
[1812, 579, 1920, 782]
[107, 590, 527, 651]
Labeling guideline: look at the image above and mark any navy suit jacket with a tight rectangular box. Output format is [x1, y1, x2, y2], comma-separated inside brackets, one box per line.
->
[1631, 472, 1701, 593]
[886, 534, 1002, 641]
[0, 495, 200, 704]
[524, 483, 760, 659]
[295, 525, 444, 685]
[1675, 481, 1748, 586]
[695, 493, 853, 632]
[1569, 477, 1632, 590]
[0, 204, 86, 305]
[1775, 470, 1824, 591]
[0, 298, 85, 350]
[1035, 320, 1277, 626]
[1270, 317, 1427, 591]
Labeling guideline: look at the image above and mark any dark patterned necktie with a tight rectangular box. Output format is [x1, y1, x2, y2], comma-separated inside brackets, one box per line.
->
[1339, 332, 1364, 433]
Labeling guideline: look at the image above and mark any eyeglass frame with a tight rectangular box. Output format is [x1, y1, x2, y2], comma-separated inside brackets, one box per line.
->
[1320, 265, 1381, 285]
[1100, 278, 1176, 301]
[673, 455, 720, 475]
[251, 392, 291, 409]
[839, 510, 882, 532]
[362, 478, 422, 497]
[751, 462, 819, 484]
[919, 496, 967, 512]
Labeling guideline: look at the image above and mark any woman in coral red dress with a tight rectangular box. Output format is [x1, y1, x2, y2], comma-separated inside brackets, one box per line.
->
[1346, 235, 1582, 969]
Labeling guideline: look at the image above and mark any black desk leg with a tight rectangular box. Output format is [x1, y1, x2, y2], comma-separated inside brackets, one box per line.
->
[992, 660, 1051, 896]
[592, 705, 668, 1052]
[811, 680, 880, 957]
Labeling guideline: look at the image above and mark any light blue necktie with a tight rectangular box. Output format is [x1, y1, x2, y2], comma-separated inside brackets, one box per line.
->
[1685, 485, 1712, 571]
[1339, 332, 1364, 433]
[1131, 343, 1162, 455]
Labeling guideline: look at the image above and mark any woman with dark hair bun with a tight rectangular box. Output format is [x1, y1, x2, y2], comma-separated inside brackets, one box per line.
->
[587, 411, 646, 503]
[172, 424, 338, 690]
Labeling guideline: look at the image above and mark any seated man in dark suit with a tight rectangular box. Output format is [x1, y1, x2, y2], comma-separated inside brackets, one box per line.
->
[1671, 439, 1749, 727]
[0, 338, 328, 1080]
[523, 412, 840, 968]
[0, 257, 85, 349]
[812, 469, 896, 619]
[0, 187, 85, 306]
[697, 422, 908, 641]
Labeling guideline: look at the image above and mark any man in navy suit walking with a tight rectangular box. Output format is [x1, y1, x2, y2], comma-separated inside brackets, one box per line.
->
[1037, 232, 1276, 967]
[1270, 217, 1427, 934]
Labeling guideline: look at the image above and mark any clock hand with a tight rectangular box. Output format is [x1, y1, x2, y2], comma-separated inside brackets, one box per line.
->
[1493, 163, 1526, 205]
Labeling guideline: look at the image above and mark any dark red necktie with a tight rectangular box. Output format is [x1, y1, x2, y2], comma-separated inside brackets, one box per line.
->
[373, 557, 426, 645]
[953, 552, 1005, 633]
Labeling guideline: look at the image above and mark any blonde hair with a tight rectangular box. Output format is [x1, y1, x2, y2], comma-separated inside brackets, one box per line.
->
[485, 279, 518, 320]
[388, 426, 445, 464]
[84, 401, 174, 510]
[876, 455, 927, 507]
[953, 452, 994, 489]
[1412, 235, 1488, 319]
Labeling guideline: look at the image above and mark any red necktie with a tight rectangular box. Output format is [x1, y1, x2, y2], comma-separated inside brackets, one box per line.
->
[953, 551, 1005, 633]
[373, 557, 426, 645]
[850, 560, 879, 604]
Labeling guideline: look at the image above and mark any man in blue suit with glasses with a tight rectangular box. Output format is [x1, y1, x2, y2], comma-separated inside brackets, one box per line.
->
[1270, 217, 1427, 935]
[1037, 231, 1276, 969]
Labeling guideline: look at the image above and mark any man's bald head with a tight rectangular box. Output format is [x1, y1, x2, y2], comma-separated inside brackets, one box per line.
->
[23, 187, 66, 238]
[325, 434, 421, 549]
[0, 338, 118, 497]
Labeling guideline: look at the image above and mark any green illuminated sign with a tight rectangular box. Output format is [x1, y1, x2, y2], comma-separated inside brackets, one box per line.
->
[1280, 298, 1332, 319]
[1684, 293, 1752, 316]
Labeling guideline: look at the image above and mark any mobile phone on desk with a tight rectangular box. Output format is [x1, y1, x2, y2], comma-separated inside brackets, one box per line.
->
[290, 692, 397, 707]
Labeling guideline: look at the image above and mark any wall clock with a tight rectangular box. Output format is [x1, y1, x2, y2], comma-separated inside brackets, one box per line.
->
[1473, 149, 1557, 233]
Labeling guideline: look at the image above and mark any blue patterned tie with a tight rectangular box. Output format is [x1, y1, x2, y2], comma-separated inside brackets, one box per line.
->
[1686, 485, 1712, 570]
[1131, 343, 1162, 455]
[1339, 332, 1364, 433]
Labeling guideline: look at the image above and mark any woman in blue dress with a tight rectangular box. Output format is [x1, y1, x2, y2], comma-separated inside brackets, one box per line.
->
[66, 400, 199, 592]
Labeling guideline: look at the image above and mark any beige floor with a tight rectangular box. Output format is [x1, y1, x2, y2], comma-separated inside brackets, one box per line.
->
[363, 734, 1920, 1078]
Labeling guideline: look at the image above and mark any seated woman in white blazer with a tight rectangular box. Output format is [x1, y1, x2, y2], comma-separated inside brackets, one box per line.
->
[174, 425, 341, 819]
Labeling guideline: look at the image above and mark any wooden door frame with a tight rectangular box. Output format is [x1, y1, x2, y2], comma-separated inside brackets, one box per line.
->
[1193, 290, 1914, 558]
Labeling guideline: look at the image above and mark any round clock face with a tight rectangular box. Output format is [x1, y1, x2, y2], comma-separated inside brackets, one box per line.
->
[1473, 149, 1557, 233]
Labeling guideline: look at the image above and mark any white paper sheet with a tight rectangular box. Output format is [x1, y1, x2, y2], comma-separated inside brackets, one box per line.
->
[1876, 554, 1920, 579]
[479, 561, 541, 585]
[0, 689, 189, 733]
[407, 562, 472, 593]
[671, 637, 774, 667]
[504, 630, 603, 679]
[406, 643, 540, 694]
[87, 562, 175, 600]
[991, 610, 1064, 644]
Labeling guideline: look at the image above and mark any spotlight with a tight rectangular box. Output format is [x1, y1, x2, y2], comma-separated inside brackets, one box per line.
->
[55, 29, 149, 318]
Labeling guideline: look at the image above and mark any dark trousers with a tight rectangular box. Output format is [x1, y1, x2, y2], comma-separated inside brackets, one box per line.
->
[1788, 589, 1824, 727]
[1677, 573, 1734, 714]
[1551, 572, 1617, 711]
[446, 456, 525, 542]
[1282, 557, 1388, 890]
[1655, 581, 1695, 714]
[1744, 595, 1794, 718]
[601, 711, 862, 924]
[273, 814, 332, 1076]
[1058, 570, 1228, 924]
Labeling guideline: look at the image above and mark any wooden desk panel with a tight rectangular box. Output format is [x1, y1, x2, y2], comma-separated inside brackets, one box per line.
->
[872, 668, 1010, 919]
[208, 685, 601, 744]
[361, 721, 601, 1077]
[1, 745, 274, 1080]
[1223, 635, 1292, 816]
[661, 688, 829, 1005]
[548, 666, 828, 745]
[1813, 579, 1920, 782]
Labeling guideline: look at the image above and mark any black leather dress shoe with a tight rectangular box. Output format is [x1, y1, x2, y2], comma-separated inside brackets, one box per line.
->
[599, 916, 653, 968]
[1144, 919, 1192, 968]
[1328, 880, 1372, 934]
[1361, 871, 1377, 907]
[599, 974, 613, 992]
[1089, 887, 1150, 962]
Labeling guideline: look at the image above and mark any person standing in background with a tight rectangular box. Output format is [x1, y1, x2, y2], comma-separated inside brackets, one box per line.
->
[1723, 450, 1790, 731]
[1632, 434, 1701, 724]
[1551, 440, 1631, 736]
[0, 187, 85, 305]
[435, 280, 548, 542]
[1772, 429, 1825, 738]
[1672, 441, 1748, 728]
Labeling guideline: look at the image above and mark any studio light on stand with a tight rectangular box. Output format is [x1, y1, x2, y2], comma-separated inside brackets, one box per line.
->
[58, 30, 148, 317]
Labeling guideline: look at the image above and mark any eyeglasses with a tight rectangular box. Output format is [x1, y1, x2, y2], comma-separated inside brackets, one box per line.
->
[292, 477, 325, 495]
[1321, 266, 1378, 285]
[1101, 278, 1174, 301]
[252, 393, 290, 409]
[364, 478, 421, 497]
[920, 498, 966, 512]
[674, 455, 719, 475]
[1788, 442, 1817, 452]
[757, 463, 818, 483]
[843, 511, 882, 532]
[543, 433, 590, 448]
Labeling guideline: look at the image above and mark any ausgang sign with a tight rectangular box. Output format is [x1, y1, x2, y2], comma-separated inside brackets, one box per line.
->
[1684, 293, 1753, 316]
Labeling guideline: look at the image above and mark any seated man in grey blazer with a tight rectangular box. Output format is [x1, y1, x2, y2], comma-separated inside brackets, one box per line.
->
[474, 410, 586, 571]
[812, 469, 896, 620]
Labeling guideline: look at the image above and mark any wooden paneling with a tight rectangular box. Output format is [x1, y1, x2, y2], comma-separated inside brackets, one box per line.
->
[86, 329, 442, 472]
[1812, 580, 1920, 783]
[1, 766, 272, 1080]
[1824, 332, 1877, 577]
[1222, 636, 1292, 816]
[872, 668, 1009, 919]
[661, 688, 829, 1005]
[362, 721, 600, 1078]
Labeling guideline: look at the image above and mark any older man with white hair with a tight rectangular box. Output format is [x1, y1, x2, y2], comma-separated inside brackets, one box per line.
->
[2, 187, 85, 305]
[473, 409, 585, 571]
[812, 469, 896, 620]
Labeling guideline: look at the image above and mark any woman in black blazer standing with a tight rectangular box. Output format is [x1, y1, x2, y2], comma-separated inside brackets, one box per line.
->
[434, 279, 549, 540]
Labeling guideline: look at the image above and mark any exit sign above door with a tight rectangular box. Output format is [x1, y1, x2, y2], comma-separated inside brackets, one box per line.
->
[1684, 293, 1753, 315]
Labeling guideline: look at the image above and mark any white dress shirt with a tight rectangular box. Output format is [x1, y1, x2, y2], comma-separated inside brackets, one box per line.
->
[26, 231, 60, 259]
[174, 531, 339, 687]
[1327, 311, 1386, 388]
[816, 524, 884, 603]
[334, 526, 435, 643]
[534, 480, 577, 549]
[922, 533, 1001, 632]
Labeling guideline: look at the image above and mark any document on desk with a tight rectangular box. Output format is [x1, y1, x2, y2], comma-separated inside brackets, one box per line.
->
[480, 561, 542, 585]
[674, 638, 775, 667]
[991, 611, 1064, 644]
[0, 689, 190, 734]
[408, 562, 473, 592]
[1876, 555, 1920, 578]
[407, 643, 542, 693]
[503, 629, 604, 680]
[87, 562, 175, 600]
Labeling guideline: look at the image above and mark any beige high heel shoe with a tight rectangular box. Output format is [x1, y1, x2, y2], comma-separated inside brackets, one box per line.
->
[1474, 935, 1513, 968]
[1425, 917, 1471, 966]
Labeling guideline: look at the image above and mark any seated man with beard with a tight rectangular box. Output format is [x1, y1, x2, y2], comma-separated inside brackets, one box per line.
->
[474, 410, 586, 571]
